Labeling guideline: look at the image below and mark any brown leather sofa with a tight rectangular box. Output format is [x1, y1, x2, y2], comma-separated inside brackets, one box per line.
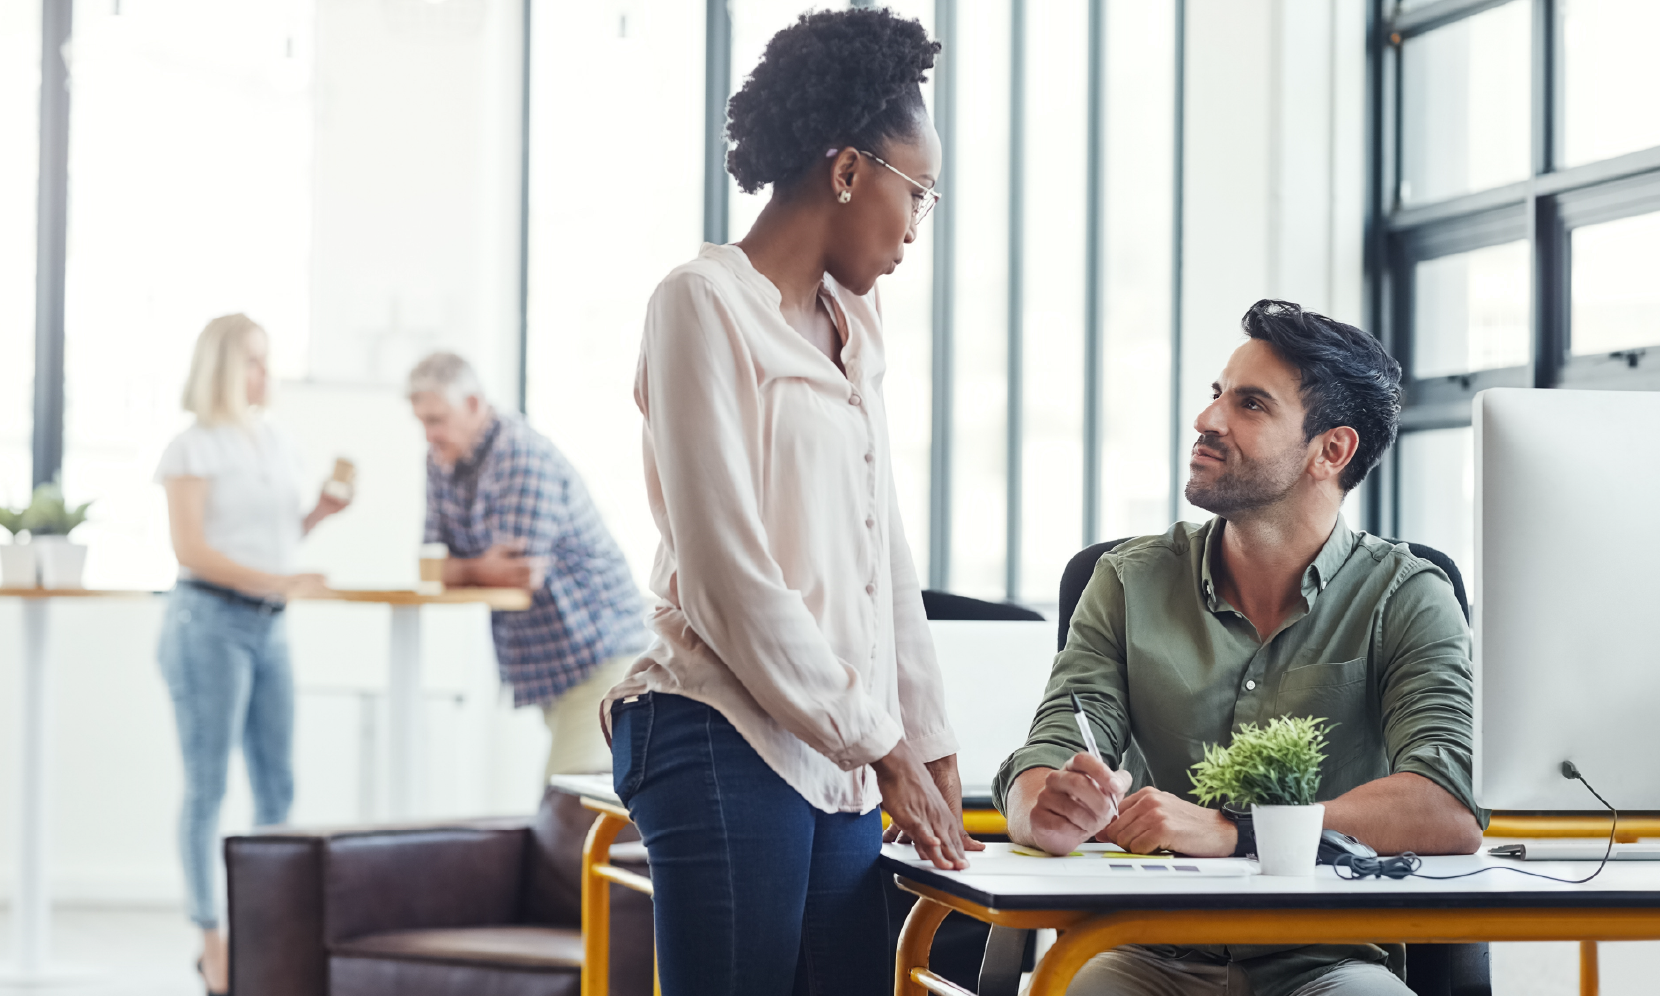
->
[225, 788, 654, 996]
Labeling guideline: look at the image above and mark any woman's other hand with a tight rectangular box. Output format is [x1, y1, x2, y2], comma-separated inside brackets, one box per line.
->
[883, 752, 987, 856]
[275, 572, 330, 600]
[872, 739, 968, 870]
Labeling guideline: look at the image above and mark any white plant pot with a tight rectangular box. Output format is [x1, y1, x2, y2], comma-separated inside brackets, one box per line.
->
[35, 539, 87, 589]
[1, 543, 38, 588]
[1252, 803, 1325, 877]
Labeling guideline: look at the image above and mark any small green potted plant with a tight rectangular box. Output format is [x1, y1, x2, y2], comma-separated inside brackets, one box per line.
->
[18, 482, 93, 589]
[1190, 715, 1331, 876]
[0, 503, 35, 588]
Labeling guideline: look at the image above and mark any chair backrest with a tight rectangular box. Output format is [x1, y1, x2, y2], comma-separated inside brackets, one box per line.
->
[922, 589, 1046, 623]
[1383, 539, 1470, 623]
[1055, 534, 1469, 650]
[1056, 539, 1131, 651]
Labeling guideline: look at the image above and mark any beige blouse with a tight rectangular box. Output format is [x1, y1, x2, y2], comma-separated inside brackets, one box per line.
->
[602, 243, 957, 814]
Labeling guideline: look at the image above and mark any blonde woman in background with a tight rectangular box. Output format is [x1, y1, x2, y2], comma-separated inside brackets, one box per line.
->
[155, 314, 348, 995]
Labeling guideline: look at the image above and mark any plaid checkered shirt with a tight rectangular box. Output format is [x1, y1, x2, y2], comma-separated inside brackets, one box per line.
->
[424, 413, 648, 706]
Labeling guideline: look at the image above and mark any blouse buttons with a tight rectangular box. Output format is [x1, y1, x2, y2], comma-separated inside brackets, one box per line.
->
[849, 394, 862, 406]
[1245, 679, 1257, 691]
[865, 517, 875, 528]
[865, 583, 876, 595]
[864, 452, 874, 463]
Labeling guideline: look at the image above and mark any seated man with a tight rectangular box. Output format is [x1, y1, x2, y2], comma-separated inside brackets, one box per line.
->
[994, 300, 1485, 996]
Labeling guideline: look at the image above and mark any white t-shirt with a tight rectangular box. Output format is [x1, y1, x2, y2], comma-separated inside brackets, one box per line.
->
[154, 418, 305, 578]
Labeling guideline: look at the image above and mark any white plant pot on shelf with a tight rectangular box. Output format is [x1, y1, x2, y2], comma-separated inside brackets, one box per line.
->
[34, 538, 87, 589]
[1, 543, 38, 588]
[1252, 803, 1325, 877]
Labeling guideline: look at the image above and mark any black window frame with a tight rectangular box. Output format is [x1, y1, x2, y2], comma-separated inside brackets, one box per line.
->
[1365, 0, 1660, 536]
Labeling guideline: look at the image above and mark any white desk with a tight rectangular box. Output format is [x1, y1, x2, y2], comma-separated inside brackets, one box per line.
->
[883, 841, 1660, 996]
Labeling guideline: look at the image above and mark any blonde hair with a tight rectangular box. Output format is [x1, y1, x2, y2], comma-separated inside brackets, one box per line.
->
[182, 313, 266, 424]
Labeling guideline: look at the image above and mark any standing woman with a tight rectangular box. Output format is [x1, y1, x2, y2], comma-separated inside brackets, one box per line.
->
[604, 9, 979, 994]
[155, 314, 347, 995]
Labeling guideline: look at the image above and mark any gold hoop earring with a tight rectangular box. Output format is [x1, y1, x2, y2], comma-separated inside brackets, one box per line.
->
[837, 190, 852, 204]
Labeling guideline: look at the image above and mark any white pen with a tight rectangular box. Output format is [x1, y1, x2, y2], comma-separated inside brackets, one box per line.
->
[1070, 690, 1119, 823]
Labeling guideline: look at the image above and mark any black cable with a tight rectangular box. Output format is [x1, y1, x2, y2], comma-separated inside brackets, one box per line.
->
[1333, 761, 1618, 885]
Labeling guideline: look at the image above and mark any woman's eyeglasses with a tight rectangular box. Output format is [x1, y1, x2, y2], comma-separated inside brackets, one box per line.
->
[858, 150, 941, 226]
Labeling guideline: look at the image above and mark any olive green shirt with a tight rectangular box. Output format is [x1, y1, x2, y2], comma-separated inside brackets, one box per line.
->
[992, 517, 1485, 996]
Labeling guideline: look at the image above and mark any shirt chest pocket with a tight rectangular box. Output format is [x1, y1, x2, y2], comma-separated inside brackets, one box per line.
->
[1272, 657, 1370, 736]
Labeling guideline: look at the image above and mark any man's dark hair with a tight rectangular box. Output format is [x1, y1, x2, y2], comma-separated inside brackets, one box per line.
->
[1241, 299, 1402, 492]
[725, 8, 938, 195]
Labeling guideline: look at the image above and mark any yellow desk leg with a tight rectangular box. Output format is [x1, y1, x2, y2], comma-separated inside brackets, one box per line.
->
[581, 807, 631, 996]
[1581, 941, 1599, 996]
[895, 894, 953, 996]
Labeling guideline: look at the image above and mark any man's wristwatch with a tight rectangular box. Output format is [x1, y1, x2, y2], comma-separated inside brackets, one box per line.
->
[1221, 804, 1255, 858]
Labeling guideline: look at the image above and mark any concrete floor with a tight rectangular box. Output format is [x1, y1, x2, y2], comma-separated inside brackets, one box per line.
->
[0, 907, 1655, 994]
[0, 908, 202, 996]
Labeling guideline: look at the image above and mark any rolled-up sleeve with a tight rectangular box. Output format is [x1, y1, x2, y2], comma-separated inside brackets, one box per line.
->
[1378, 568, 1489, 827]
[641, 274, 904, 770]
[992, 554, 1132, 813]
[888, 473, 957, 763]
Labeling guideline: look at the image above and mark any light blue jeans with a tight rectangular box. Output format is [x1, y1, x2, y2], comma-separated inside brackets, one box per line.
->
[158, 584, 295, 928]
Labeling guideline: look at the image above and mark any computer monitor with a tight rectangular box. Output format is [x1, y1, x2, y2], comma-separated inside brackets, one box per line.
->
[1473, 387, 1660, 811]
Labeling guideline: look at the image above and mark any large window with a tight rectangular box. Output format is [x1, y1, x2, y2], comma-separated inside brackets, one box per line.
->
[522, 0, 704, 585]
[0, 2, 40, 506]
[524, 0, 1180, 609]
[60, 0, 315, 590]
[1372, 0, 1660, 592]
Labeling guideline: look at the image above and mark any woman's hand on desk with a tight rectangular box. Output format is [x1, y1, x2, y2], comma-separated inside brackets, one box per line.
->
[274, 573, 330, 600]
[883, 753, 987, 856]
[873, 740, 970, 871]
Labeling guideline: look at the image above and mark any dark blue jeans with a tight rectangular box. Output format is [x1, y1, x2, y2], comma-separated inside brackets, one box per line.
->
[612, 693, 889, 996]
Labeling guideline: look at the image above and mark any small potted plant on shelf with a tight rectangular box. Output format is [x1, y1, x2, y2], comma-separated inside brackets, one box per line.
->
[18, 482, 93, 589]
[0, 503, 34, 588]
[1190, 715, 1331, 877]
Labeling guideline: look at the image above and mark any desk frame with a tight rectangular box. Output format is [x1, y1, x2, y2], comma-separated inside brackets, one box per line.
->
[580, 798, 656, 996]
[892, 879, 1660, 996]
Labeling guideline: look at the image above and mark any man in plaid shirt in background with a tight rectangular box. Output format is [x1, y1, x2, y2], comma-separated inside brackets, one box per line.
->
[408, 352, 648, 779]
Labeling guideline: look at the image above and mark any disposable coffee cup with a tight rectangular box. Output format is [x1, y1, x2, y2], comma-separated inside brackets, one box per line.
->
[322, 457, 356, 502]
[418, 542, 448, 595]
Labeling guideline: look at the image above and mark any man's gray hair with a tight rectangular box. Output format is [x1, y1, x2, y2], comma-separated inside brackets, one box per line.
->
[408, 351, 486, 405]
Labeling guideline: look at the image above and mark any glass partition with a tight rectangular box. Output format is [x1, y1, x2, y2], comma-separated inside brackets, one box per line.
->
[1398, 0, 1530, 206]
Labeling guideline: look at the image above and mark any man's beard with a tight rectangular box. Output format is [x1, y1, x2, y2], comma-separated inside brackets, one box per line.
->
[1184, 435, 1304, 517]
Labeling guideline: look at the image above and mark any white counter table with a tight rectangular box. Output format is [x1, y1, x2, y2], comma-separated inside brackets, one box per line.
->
[0, 584, 527, 986]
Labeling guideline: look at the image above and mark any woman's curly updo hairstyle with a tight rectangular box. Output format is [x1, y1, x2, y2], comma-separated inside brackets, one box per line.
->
[725, 8, 939, 195]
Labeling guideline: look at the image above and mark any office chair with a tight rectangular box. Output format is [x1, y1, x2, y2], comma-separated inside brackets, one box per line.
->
[995, 534, 1486, 996]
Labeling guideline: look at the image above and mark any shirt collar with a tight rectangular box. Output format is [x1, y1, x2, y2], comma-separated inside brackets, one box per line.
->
[450, 412, 503, 478]
[703, 241, 862, 371]
[1198, 514, 1357, 614]
[1305, 514, 1357, 602]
